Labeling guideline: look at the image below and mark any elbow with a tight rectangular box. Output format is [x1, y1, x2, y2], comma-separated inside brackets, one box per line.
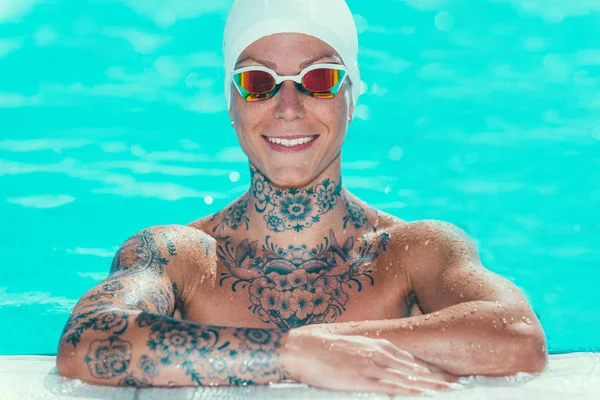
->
[56, 342, 82, 380]
[55, 355, 72, 379]
[509, 327, 549, 374]
[56, 353, 75, 379]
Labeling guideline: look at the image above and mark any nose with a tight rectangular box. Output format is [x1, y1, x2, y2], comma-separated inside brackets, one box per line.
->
[273, 80, 305, 122]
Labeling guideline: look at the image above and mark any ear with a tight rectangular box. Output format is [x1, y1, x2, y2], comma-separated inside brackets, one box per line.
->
[348, 102, 355, 124]
[228, 102, 235, 124]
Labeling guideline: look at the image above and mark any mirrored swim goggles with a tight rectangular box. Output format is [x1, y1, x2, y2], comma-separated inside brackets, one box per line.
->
[232, 63, 349, 102]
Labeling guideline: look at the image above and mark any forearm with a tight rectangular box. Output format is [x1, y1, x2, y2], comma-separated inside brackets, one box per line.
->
[57, 309, 289, 387]
[309, 301, 547, 376]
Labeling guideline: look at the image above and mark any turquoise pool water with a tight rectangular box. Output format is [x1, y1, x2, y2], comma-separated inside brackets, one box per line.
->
[1, 0, 599, 356]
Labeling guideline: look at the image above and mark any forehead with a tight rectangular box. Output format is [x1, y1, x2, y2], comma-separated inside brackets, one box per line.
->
[236, 33, 342, 69]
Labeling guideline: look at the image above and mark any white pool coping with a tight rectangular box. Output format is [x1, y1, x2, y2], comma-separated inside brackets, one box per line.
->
[0, 353, 598, 399]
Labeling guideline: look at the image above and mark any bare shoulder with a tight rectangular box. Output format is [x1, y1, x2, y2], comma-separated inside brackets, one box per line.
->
[370, 214, 477, 264]
[402, 219, 478, 258]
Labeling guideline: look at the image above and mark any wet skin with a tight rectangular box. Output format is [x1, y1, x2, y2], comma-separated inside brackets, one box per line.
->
[56, 33, 547, 390]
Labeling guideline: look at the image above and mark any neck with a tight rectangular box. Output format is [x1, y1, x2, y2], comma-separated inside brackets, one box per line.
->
[247, 163, 347, 237]
[210, 162, 378, 243]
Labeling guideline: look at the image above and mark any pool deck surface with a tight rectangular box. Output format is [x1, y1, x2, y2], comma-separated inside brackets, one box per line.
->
[0, 353, 598, 399]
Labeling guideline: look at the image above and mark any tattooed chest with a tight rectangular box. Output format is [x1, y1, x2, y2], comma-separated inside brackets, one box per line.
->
[209, 230, 391, 330]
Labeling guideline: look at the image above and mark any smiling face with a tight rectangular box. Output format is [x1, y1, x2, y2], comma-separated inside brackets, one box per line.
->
[229, 33, 354, 189]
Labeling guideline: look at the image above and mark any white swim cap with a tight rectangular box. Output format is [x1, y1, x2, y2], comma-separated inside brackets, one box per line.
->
[223, 0, 361, 111]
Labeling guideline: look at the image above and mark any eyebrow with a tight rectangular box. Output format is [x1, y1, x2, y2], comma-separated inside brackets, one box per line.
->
[235, 52, 342, 70]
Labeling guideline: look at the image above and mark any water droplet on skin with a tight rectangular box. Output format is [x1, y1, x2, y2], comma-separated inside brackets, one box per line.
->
[375, 329, 382, 336]
[350, 322, 360, 328]
[424, 240, 430, 246]
[408, 325, 414, 330]
[502, 317, 508, 325]
[415, 322, 420, 327]
[434, 312, 440, 317]
[405, 244, 409, 250]
[327, 328, 334, 333]
[459, 293, 464, 298]
[509, 317, 515, 324]
[470, 309, 477, 314]
[523, 317, 532, 325]
[424, 315, 430, 320]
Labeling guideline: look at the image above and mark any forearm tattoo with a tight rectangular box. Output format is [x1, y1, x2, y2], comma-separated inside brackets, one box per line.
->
[80, 313, 287, 387]
[61, 229, 287, 386]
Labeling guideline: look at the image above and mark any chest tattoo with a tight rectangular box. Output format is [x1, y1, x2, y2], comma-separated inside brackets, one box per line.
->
[217, 230, 390, 329]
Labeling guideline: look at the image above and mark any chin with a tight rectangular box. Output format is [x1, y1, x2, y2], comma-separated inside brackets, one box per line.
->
[265, 165, 316, 189]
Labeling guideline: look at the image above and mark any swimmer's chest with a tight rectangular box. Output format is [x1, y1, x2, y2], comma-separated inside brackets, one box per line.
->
[181, 249, 413, 329]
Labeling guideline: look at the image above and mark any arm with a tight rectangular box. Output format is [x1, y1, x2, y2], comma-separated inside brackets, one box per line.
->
[56, 225, 289, 387]
[303, 221, 548, 376]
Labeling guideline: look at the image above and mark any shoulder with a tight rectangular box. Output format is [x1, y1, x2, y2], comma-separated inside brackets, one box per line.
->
[403, 219, 478, 258]
[119, 224, 215, 252]
[377, 218, 478, 266]
[114, 224, 216, 275]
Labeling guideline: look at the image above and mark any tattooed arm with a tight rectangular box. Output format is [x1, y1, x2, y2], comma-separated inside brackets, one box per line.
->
[56, 225, 289, 387]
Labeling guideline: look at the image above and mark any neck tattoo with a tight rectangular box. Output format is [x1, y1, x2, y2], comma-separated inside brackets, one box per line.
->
[250, 164, 343, 233]
[211, 165, 373, 240]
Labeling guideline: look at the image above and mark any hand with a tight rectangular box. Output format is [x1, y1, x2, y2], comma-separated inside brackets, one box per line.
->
[280, 329, 462, 396]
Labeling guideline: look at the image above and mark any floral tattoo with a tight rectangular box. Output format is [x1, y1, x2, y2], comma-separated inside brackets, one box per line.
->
[217, 230, 390, 329]
[251, 165, 342, 233]
[213, 165, 377, 236]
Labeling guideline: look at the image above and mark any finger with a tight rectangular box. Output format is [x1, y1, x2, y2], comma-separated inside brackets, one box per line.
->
[326, 376, 423, 396]
[380, 343, 459, 382]
[381, 368, 463, 391]
[410, 359, 460, 383]
[363, 363, 451, 390]
[371, 349, 431, 374]
[379, 340, 416, 361]
[376, 378, 429, 396]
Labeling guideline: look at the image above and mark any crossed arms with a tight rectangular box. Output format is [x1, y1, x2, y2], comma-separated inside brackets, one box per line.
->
[56, 221, 547, 387]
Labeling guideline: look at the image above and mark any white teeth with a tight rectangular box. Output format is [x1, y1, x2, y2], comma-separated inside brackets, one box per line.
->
[267, 136, 316, 147]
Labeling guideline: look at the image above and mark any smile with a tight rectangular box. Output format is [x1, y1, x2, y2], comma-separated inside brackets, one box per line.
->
[265, 135, 318, 147]
[262, 135, 319, 153]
